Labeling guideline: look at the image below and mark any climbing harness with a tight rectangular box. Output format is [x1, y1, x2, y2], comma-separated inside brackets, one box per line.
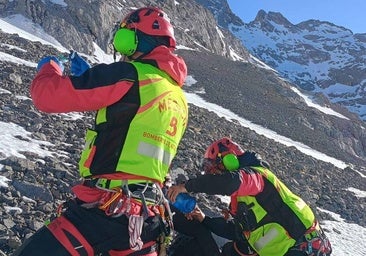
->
[291, 220, 332, 256]
[49, 178, 174, 256]
[93, 180, 174, 253]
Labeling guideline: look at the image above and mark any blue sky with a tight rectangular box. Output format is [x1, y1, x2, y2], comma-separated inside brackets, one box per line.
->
[227, 0, 366, 33]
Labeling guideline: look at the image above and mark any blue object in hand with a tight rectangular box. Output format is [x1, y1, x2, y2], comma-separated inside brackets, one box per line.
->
[37, 56, 64, 72]
[69, 51, 91, 76]
[172, 193, 196, 214]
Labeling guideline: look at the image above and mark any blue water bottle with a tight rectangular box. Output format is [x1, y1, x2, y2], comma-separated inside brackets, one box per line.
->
[172, 193, 196, 214]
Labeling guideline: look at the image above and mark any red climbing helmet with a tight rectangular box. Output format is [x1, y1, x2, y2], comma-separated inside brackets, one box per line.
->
[204, 137, 244, 160]
[122, 7, 176, 48]
[202, 137, 245, 174]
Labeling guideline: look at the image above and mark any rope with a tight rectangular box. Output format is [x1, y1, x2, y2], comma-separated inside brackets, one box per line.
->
[128, 215, 144, 251]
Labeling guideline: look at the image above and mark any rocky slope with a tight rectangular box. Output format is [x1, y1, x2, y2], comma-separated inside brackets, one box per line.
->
[4, 1, 366, 158]
[0, 28, 365, 255]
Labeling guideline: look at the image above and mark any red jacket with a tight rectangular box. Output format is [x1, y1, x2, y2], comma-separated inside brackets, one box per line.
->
[31, 46, 187, 113]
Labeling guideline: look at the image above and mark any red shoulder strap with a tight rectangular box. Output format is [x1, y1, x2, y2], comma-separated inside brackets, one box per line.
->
[47, 216, 94, 256]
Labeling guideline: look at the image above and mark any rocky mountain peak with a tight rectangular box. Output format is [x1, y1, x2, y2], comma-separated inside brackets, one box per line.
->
[252, 10, 293, 29]
[297, 19, 352, 34]
[194, 0, 244, 27]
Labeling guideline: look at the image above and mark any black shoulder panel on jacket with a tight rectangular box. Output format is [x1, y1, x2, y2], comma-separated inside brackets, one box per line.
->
[70, 61, 138, 90]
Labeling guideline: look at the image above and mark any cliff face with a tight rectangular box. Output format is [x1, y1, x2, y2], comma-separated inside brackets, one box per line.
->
[0, 0, 251, 59]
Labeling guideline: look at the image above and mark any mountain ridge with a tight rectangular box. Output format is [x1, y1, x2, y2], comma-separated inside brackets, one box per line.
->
[221, 7, 366, 121]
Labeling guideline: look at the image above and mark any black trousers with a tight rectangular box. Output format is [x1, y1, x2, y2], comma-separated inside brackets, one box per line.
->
[170, 205, 221, 256]
[12, 226, 68, 256]
[12, 200, 162, 256]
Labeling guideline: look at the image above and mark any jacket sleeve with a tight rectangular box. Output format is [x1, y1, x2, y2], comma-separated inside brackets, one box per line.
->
[185, 171, 242, 196]
[30, 61, 137, 113]
[202, 216, 237, 240]
[185, 169, 264, 196]
[235, 168, 264, 196]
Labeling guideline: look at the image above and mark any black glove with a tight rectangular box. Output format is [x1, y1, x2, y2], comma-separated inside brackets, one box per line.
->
[240, 151, 270, 168]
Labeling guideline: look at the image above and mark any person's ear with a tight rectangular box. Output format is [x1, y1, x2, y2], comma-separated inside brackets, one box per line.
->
[113, 28, 138, 56]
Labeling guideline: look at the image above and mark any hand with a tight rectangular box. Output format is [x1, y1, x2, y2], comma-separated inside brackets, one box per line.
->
[185, 206, 205, 222]
[166, 184, 187, 202]
[37, 56, 64, 73]
[221, 208, 232, 220]
[69, 51, 91, 76]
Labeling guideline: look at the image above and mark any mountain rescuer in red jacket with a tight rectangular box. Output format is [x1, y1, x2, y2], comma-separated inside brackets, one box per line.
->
[167, 137, 332, 256]
[13, 7, 188, 256]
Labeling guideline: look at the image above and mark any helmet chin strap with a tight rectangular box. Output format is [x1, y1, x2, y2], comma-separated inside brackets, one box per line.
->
[113, 49, 117, 62]
[133, 51, 152, 60]
[112, 49, 139, 62]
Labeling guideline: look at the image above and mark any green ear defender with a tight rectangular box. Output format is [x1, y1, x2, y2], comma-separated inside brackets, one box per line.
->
[222, 154, 239, 171]
[113, 28, 138, 56]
